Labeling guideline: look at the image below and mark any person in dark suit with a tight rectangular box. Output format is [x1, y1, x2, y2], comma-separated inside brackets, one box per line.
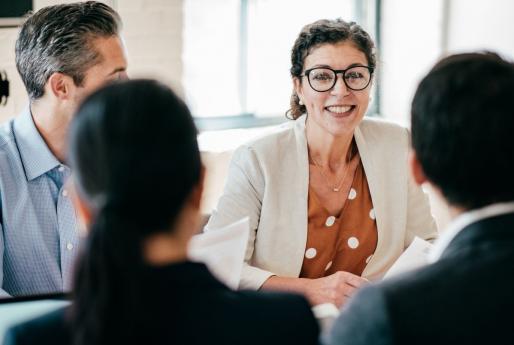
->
[323, 52, 514, 345]
[3, 80, 319, 345]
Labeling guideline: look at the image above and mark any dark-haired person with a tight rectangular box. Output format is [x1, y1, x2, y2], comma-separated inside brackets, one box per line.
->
[0, 1, 128, 297]
[206, 18, 437, 307]
[3, 80, 320, 345]
[324, 52, 514, 345]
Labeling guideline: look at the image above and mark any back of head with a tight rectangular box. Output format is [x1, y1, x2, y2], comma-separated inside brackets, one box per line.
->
[15, 1, 121, 100]
[69, 79, 201, 345]
[411, 52, 514, 210]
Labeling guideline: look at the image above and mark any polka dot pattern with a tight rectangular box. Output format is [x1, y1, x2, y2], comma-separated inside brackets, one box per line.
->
[305, 248, 317, 259]
[348, 236, 359, 249]
[369, 208, 376, 220]
[325, 216, 336, 227]
[300, 151, 378, 280]
[325, 261, 333, 271]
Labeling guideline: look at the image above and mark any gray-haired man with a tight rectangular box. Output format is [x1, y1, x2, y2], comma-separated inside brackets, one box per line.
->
[0, 1, 128, 297]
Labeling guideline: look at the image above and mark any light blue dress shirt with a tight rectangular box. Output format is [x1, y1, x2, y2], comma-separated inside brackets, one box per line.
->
[0, 108, 79, 297]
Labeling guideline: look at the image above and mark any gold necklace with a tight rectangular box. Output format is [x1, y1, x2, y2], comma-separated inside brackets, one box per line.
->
[310, 142, 354, 192]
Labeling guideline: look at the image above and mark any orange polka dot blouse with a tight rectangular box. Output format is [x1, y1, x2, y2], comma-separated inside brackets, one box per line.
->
[300, 151, 378, 278]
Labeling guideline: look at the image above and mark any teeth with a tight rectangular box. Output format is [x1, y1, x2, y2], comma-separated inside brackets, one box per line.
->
[327, 105, 352, 113]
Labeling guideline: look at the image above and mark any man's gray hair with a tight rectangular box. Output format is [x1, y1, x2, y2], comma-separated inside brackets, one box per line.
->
[15, 1, 121, 100]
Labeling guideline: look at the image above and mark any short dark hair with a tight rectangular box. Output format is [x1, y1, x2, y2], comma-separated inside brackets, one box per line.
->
[411, 52, 514, 209]
[15, 1, 121, 100]
[287, 18, 376, 119]
[69, 79, 201, 345]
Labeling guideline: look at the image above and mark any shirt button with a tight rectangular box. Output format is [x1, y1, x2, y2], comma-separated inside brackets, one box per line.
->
[66, 243, 74, 251]
[62, 189, 69, 197]
[325, 216, 336, 227]
[58, 166, 65, 172]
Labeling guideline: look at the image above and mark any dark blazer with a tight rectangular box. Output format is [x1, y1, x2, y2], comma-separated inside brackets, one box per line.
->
[4, 262, 319, 345]
[325, 212, 514, 345]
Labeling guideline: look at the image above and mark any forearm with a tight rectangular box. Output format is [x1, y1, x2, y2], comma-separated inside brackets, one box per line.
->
[261, 275, 310, 295]
[262, 271, 369, 308]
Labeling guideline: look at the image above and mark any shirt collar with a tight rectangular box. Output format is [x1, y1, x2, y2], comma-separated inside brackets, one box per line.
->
[13, 107, 61, 181]
[429, 201, 514, 263]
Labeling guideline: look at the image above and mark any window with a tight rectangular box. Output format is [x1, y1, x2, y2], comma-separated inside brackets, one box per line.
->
[183, 0, 379, 129]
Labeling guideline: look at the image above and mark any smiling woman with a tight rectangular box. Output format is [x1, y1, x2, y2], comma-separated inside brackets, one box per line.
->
[295, 41, 373, 139]
[205, 18, 438, 309]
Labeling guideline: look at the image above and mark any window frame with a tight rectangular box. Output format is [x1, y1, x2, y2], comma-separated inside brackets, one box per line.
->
[193, 0, 382, 131]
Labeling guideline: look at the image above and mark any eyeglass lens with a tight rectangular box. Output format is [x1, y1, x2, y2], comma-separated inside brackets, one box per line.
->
[308, 67, 371, 91]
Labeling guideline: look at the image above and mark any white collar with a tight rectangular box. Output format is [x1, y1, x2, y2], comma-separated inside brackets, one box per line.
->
[429, 201, 514, 263]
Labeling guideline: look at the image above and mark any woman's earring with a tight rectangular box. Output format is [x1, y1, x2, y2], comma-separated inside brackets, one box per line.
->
[299, 99, 304, 105]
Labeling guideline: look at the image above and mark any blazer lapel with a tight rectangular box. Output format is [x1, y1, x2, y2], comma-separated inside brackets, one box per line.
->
[290, 116, 310, 276]
[355, 123, 390, 276]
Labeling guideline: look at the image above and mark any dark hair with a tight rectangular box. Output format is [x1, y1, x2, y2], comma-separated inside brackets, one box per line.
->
[287, 18, 377, 119]
[411, 52, 514, 209]
[68, 79, 201, 345]
[15, 1, 121, 100]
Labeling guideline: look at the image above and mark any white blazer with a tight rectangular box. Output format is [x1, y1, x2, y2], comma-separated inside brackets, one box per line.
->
[206, 115, 438, 289]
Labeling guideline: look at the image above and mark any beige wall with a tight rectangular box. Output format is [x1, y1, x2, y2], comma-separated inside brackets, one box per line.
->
[0, 0, 183, 123]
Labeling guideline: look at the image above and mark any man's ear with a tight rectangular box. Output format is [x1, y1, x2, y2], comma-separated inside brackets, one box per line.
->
[409, 150, 428, 186]
[47, 72, 75, 100]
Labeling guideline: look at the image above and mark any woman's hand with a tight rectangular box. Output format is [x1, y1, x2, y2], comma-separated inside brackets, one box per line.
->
[303, 271, 368, 307]
[262, 271, 368, 308]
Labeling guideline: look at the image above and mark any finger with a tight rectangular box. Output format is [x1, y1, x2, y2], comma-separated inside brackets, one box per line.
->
[339, 283, 359, 298]
[346, 276, 368, 288]
[336, 295, 349, 308]
[335, 271, 368, 288]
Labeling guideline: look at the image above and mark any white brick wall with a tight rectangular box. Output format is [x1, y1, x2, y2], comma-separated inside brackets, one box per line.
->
[118, 0, 183, 96]
[0, 0, 183, 123]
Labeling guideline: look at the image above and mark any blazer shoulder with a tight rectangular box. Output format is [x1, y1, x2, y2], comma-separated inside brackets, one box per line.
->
[359, 116, 409, 137]
[247, 122, 296, 151]
[232, 122, 297, 164]
[357, 117, 410, 152]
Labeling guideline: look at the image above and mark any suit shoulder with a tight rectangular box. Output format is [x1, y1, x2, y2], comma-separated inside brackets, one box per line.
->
[376, 257, 486, 308]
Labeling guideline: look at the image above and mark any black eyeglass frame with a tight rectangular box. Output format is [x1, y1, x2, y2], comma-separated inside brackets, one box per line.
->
[303, 65, 374, 92]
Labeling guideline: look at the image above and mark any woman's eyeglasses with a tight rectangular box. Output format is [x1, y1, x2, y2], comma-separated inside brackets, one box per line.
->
[303, 66, 374, 92]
